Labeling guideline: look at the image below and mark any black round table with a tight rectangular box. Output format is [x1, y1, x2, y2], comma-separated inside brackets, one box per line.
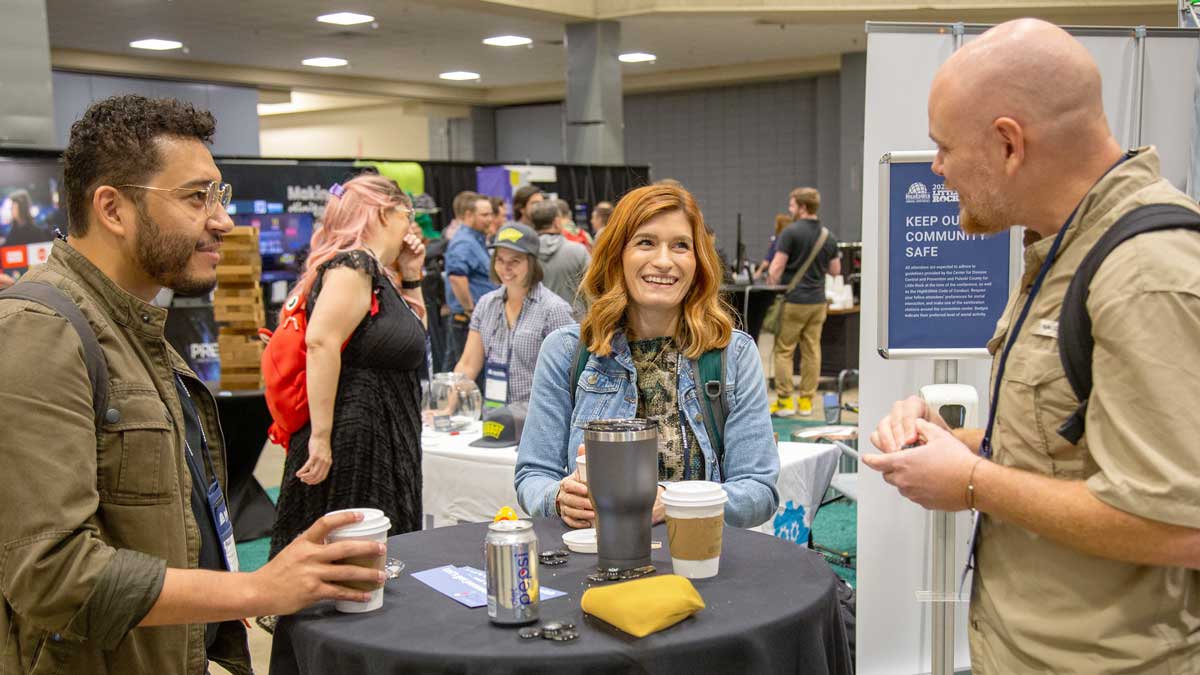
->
[270, 518, 851, 675]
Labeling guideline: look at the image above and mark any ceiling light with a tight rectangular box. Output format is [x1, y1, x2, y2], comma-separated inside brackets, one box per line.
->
[302, 57, 349, 68]
[130, 39, 183, 51]
[439, 71, 481, 81]
[483, 35, 532, 47]
[317, 12, 374, 26]
[619, 52, 656, 63]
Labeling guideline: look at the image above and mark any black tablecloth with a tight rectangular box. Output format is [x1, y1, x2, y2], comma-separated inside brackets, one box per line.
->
[212, 390, 276, 542]
[270, 519, 852, 675]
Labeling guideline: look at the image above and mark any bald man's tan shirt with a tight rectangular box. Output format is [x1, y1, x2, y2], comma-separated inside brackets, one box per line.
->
[972, 147, 1200, 674]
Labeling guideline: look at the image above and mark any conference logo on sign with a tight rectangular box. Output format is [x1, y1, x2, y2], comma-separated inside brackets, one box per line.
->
[905, 182, 931, 204]
[931, 184, 959, 203]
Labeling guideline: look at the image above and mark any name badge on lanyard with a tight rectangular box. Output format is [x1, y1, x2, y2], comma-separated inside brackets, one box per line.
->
[484, 361, 509, 409]
[176, 375, 240, 573]
[485, 298, 524, 409]
[207, 479, 239, 573]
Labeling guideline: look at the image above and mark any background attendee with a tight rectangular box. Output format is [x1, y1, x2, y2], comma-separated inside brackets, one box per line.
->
[489, 195, 506, 226]
[767, 187, 840, 417]
[512, 184, 544, 227]
[555, 197, 593, 251]
[443, 196, 497, 369]
[270, 174, 428, 560]
[515, 183, 779, 529]
[591, 202, 613, 240]
[865, 19, 1200, 673]
[754, 213, 792, 281]
[0, 94, 384, 675]
[4, 189, 51, 246]
[476, 196, 499, 240]
[453, 222, 573, 408]
[441, 190, 478, 241]
[532, 200, 590, 316]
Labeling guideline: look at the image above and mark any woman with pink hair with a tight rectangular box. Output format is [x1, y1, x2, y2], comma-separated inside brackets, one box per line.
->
[269, 173, 428, 558]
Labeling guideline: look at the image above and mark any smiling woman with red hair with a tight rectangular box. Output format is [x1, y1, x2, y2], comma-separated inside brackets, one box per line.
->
[514, 183, 779, 530]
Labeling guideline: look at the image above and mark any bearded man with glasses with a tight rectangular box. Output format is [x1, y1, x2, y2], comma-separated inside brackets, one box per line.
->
[0, 95, 385, 675]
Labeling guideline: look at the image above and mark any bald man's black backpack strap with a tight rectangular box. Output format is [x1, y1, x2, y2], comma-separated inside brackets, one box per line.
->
[1057, 203, 1200, 444]
[0, 281, 110, 427]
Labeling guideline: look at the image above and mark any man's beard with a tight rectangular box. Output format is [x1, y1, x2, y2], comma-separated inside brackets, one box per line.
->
[134, 202, 218, 296]
[959, 205, 1009, 236]
[956, 172, 1011, 236]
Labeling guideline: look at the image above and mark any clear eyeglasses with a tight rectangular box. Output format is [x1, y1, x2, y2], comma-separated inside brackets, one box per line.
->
[118, 181, 233, 215]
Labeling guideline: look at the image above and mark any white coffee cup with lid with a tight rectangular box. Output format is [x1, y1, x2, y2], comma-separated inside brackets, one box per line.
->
[324, 508, 392, 612]
[660, 481, 728, 579]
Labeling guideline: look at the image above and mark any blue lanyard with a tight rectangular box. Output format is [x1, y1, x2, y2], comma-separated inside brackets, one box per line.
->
[978, 153, 1130, 460]
[174, 373, 216, 477]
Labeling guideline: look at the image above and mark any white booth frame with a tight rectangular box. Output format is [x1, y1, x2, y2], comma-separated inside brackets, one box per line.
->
[856, 21, 1199, 675]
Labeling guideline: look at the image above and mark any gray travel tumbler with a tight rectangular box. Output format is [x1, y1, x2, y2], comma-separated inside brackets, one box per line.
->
[583, 419, 658, 571]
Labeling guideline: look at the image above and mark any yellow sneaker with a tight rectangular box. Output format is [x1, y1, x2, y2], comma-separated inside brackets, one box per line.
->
[797, 396, 814, 416]
[771, 396, 796, 417]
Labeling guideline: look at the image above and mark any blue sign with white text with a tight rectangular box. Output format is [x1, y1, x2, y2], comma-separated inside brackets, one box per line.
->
[887, 161, 1011, 352]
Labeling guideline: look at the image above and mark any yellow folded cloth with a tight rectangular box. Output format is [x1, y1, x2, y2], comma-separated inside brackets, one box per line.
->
[580, 574, 705, 638]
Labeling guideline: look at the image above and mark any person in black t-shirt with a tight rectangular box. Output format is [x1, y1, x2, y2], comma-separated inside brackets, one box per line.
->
[766, 187, 841, 416]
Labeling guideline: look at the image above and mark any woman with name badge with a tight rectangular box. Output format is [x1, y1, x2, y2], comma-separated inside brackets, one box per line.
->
[454, 222, 575, 409]
[514, 183, 780, 530]
[269, 174, 429, 559]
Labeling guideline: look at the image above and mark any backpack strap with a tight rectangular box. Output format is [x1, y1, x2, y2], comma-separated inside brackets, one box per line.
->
[1057, 203, 1200, 444]
[569, 336, 590, 407]
[691, 348, 728, 480]
[0, 281, 110, 427]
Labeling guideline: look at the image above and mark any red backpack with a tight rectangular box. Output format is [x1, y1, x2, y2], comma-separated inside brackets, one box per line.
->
[259, 290, 379, 449]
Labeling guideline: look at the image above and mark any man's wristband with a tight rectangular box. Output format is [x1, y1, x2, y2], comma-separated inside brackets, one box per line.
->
[400, 277, 422, 289]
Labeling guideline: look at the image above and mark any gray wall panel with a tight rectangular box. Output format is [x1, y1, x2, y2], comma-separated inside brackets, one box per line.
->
[839, 52, 867, 237]
[51, 71, 260, 156]
[51, 71, 92, 148]
[624, 78, 825, 267]
[495, 103, 564, 164]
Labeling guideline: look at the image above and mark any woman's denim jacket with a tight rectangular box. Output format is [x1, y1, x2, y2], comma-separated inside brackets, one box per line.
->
[515, 325, 780, 528]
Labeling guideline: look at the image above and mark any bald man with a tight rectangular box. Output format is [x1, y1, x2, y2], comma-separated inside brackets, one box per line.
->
[865, 19, 1200, 673]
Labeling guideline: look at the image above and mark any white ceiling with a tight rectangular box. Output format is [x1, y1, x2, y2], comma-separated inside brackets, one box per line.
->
[44, 0, 1177, 92]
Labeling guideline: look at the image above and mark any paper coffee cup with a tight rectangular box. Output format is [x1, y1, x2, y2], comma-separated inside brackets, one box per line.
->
[575, 455, 587, 482]
[325, 508, 391, 613]
[661, 482, 728, 579]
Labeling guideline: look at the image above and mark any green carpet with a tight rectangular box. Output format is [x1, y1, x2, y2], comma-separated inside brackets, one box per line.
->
[811, 500, 856, 586]
[234, 487, 278, 573]
[771, 415, 833, 440]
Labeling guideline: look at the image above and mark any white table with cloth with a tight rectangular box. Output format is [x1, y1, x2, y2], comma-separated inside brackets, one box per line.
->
[420, 424, 840, 544]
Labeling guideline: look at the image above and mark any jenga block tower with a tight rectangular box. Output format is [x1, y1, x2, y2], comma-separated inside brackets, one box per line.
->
[214, 226, 265, 390]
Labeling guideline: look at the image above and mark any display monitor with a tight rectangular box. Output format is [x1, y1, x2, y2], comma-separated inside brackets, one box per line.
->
[231, 213, 313, 283]
[0, 155, 64, 278]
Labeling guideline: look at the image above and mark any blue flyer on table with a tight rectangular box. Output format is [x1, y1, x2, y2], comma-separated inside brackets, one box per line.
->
[454, 566, 567, 601]
[412, 565, 566, 608]
[412, 565, 488, 608]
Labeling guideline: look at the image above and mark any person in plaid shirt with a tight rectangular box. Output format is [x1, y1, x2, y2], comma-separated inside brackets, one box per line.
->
[453, 223, 575, 407]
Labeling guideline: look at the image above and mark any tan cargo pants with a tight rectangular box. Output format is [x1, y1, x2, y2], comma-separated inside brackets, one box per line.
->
[772, 302, 826, 400]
